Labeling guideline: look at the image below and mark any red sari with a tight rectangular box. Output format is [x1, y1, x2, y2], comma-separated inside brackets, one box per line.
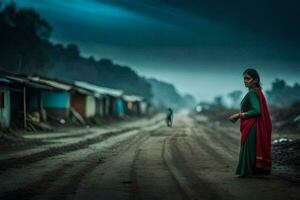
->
[240, 88, 272, 170]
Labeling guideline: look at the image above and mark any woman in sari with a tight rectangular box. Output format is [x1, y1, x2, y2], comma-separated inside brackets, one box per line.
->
[229, 68, 272, 177]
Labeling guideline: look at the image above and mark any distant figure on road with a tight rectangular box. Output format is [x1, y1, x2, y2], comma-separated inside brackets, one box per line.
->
[166, 108, 173, 127]
[228, 68, 272, 177]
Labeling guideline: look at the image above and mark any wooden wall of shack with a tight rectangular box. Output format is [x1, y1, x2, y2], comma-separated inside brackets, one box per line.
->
[70, 92, 86, 118]
[85, 96, 96, 118]
[40, 90, 70, 119]
[124, 100, 148, 117]
[0, 79, 25, 129]
[0, 87, 11, 128]
[95, 97, 104, 117]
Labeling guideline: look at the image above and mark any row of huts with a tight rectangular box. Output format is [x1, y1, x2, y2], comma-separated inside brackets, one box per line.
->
[0, 70, 149, 130]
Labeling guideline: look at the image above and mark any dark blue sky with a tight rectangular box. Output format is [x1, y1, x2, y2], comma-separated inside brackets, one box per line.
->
[5, 0, 300, 101]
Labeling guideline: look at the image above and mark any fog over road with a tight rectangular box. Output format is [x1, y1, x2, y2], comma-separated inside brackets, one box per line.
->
[0, 112, 299, 200]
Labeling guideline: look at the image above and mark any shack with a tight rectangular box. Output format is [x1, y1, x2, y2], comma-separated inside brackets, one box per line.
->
[74, 81, 124, 118]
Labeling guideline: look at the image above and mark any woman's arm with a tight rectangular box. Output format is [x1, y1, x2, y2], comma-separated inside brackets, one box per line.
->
[229, 113, 240, 123]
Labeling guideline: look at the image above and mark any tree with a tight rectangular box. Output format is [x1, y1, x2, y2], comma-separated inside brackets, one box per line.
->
[99, 58, 114, 67]
[0, 2, 52, 73]
[16, 8, 52, 40]
[228, 90, 243, 108]
[266, 78, 300, 107]
[213, 96, 224, 108]
[66, 44, 80, 59]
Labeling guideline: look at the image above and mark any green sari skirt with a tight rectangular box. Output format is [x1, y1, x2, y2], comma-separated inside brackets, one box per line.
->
[236, 124, 256, 176]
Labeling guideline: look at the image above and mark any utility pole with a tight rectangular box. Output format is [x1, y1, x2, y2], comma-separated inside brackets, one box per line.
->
[23, 86, 27, 129]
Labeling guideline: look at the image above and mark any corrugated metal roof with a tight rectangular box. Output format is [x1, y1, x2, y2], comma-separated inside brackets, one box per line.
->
[29, 76, 97, 96]
[74, 81, 123, 97]
[0, 74, 55, 90]
[0, 78, 11, 83]
[123, 95, 143, 102]
[74, 87, 95, 96]
[0, 71, 127, 98]
[29, 76, 72, 91]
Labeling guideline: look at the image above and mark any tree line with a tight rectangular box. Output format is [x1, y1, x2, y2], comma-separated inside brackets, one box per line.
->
[0, 2, 152, 99]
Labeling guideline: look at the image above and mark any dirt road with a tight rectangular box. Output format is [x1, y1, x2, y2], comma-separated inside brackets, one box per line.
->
[0, 111, 299, 200]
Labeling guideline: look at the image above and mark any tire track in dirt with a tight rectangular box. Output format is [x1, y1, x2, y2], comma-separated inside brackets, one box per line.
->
[68, 132, 157, 200]
[189, 127, 231, 166]
[190, 117, 238, 163]
[40, 131, 95, 140]
[161, 137, 190, 200]
[178, 135, 237, 198]
[166, 135, 224, 200]
[50, 126, 162, 200]
[0, 163, 73, 200]
[161, 138, 188, 199]
[130, 145, 142, 200]
[55, 133, 149, 199]
[131, 129, 190, 200]
[201, 126, 238, 158]
[191, 114, 240, 145]
[180, 133, 224, 168]
[0, 122, 161, 171]
[0, 127, 133, 170]
[1, 124, 162, 200]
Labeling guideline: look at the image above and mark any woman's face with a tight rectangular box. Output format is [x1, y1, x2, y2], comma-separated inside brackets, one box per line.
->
[243, 74, 256, 88]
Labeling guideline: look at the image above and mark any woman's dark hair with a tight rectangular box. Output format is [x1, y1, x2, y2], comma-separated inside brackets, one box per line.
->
[243, 68, 261, 88]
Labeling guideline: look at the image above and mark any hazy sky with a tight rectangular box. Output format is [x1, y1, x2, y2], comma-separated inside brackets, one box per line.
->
[4, 0, 300, 101]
